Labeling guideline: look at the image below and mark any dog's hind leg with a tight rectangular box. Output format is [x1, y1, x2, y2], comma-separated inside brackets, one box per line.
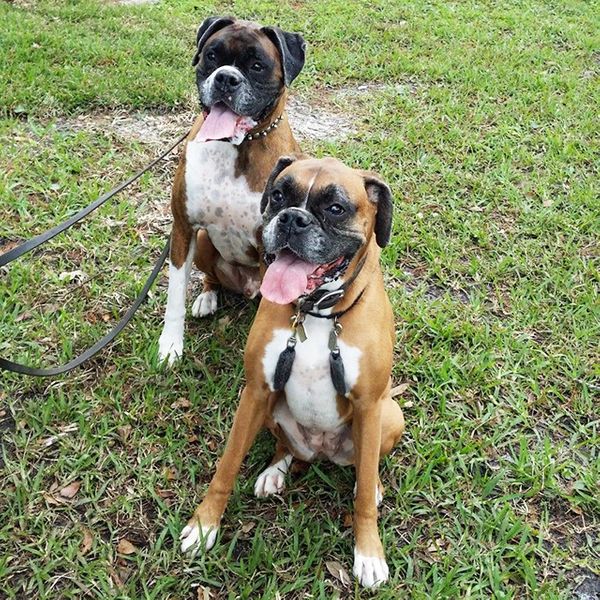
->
[191, 229, 220, 317]
[254, 442, 293, 498]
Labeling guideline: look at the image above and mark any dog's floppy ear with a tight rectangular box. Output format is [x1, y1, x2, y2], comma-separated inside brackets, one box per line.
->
[261, 156, 296, 213]
[192, 16, 235, 66]
[261, 27, 306, 86]
[361, 171, 394, 247]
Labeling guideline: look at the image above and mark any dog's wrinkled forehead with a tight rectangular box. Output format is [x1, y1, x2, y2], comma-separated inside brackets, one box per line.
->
[275, 158, 367, 208]
[203, 24, 283, 77]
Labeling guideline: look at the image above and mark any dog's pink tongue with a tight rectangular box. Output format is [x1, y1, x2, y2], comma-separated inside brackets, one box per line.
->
[260, 253, 318, 304]
[197, 104, 239, 141]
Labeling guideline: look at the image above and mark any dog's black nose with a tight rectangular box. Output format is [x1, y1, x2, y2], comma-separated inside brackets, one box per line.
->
[215, 70, 242, 92]
[279, 210, 311, 232]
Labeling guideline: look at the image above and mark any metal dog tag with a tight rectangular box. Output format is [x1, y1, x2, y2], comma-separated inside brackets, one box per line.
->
[291, 312, 307, 343]
[328, 321, 343, 351]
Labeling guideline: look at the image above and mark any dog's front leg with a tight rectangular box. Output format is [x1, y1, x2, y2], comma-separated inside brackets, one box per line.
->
[158, 220, 196, 364]
[352, 398, 389, 588]
[180, 384, 268, 555]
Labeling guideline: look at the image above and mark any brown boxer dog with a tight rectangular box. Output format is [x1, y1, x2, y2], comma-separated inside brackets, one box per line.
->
[180, 157, 405, 588]
[158, 17, 305, 364]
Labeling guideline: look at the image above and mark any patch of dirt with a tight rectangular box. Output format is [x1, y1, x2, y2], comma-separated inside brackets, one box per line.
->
[55, 110, 194, 148]
[54, 92, 358, 147]
[287, 95, 356, 142]
[334, 81, 420, 100]
[390, 266, 471, 304]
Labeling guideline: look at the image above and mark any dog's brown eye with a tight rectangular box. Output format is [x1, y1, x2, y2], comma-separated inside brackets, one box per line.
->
[326, 203, 345, 216]
[251, 62, 264, 72]
[271, 190, 284, 205]
[206, 51, 216, 62]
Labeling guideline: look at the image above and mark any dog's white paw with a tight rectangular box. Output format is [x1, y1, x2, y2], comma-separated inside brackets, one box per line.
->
[158, 332, 183, 365]
[191, 291, 218, 318]
[180, 522, 218, 556]
[254, 455, 291, 497]
[353, 482, 383, 507]
[353, 549, 389, 588]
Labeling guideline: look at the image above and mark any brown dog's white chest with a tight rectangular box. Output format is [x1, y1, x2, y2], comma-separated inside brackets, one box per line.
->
[261, 315, 363, 464]
[184, 138, 262, 266]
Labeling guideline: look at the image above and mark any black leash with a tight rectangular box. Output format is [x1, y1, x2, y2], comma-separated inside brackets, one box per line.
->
[0, 131, 187, 268]
[0, 130, 189, 376]
[0, 239, 170, 376]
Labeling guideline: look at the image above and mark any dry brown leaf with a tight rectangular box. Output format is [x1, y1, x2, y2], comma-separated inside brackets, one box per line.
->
[171, 397, 191, 409]
[325, 560, 351, 586]
[390, 382, 410, 397]
[117, 425, 133, 443]
[240, 521, 255, 534]
[342, 512, 353, 528]
[59, 481, 81, 499]
[80, 528, 93, 555]
[117, 539, 137, 555]
[164, 467, 178, 481]
[108, 566, 124, 589]
[42, 491, 63, 506]
[197, 586, 211, 600]
[0, 240, 19, 254]
[156, 487, 175, 499]
[15, 310, 34, 322]
[58, 269, 88, 283]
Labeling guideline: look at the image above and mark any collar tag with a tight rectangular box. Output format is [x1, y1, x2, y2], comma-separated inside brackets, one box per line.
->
[328, 319, 343, 352]
[290, 312, 307, 343]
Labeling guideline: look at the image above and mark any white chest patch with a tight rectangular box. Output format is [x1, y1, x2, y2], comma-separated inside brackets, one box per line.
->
[184, 139, 262, 266]
[262, 316, 362, 431]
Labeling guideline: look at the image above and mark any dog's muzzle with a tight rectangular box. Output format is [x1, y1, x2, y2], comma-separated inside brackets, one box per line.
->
[202, 66, 249, 110]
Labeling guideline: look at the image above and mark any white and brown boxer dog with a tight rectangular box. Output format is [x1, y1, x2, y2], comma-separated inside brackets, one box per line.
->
[158, 17, 305, 364]
[180, 157, 405, 588]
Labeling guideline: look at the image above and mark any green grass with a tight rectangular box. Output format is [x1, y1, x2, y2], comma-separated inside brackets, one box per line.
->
[1, 0, 598, 598]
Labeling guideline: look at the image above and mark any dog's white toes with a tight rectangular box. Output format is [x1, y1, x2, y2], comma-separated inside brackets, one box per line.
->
[353, 482, 384, 507]
[180, 522, 218, 556]
[191, 290, 218, 318]
[254, 470, 285, 497]
[353, 550, 389, 588]
[254, 455, 292, 497]
[158, 334, 183, 365]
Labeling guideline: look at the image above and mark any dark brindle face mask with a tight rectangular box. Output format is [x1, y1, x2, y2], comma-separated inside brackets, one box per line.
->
[259, 157, 393, 306]
[191, 17, 306, 144]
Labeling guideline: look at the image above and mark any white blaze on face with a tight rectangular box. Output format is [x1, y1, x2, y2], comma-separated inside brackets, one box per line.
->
[199, 67, 256, 144]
